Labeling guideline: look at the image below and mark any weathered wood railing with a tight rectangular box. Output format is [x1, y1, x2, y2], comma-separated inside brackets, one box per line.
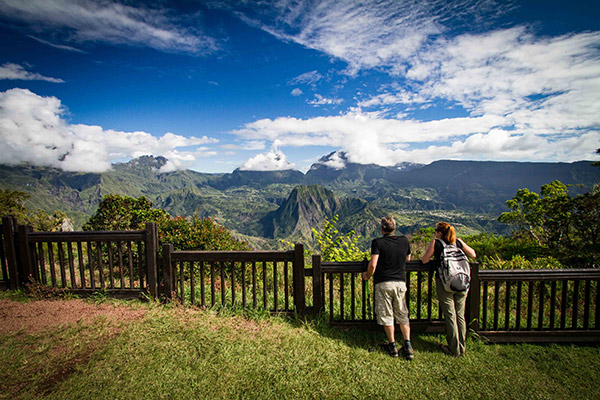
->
[17, 222, 158, 298]
[310, 258, 464, 332]
[161, 243, 305, 314]
[309, 257, 599, 342]
[0, 217, 18, 289]
[476, 269, 600, 342]
[2, 216, 599, 343]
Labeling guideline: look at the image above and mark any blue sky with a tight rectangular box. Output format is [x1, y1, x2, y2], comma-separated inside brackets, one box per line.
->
[0, 0, 599, 173]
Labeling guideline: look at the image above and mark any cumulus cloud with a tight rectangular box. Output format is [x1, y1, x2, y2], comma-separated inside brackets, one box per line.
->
[0, 0, 218, 54]
[238, 148, 297, 171]
[291, 88, 303, 96]
[227, 1, 600, 166]
[0, 88, 218, 172]
[0, 63, 64, 83]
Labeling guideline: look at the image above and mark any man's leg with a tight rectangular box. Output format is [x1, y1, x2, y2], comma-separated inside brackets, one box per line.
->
[399, 323, 410, 342]
[383, 324, 395, 343]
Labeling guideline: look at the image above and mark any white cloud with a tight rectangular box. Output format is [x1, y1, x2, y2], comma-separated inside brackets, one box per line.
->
[0, 88, 218, 172]
[232, 106, 599, 165]
[239, 148, 297, 171]
[307, 94, 343, 107]
[236, 0, 513, 75]
[228, 1, 600, 166]
[0, 0, 218, 54]
[0, 63, 64, 83]
[291, 88, 303, 96]
[289, 70, 323, 86]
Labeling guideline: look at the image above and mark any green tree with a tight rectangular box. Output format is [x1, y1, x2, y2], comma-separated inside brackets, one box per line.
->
[83, 195, 170, 231]
[0, 189, 70, 231]
[0, 189, 29, 224]
[84, 195, 249, 251]
[311, 215, 368, 262]
[409, 227, 435, 259]
[499, 181, 600, 267]
[160, 214, 249, 251]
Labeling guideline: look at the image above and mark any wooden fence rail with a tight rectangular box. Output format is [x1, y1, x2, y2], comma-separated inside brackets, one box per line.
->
[0, 217, 19, 289]
[161, 243, 305, 315]
[477, 268, 600, 342]
[308, 258, 599, 342]
[310, 258, 454, 332]
[1, 216, 599, 343]
[9, 222, 158, 298]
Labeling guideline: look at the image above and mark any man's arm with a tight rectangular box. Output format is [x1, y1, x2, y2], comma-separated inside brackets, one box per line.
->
[362, 254, 378, 280]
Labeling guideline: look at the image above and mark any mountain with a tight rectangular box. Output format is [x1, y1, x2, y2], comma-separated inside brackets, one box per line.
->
[0, 155, 598, 248]
[260, 185, 369, 240]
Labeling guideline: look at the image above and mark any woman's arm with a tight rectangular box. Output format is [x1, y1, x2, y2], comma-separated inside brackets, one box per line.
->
[457, 238, 477, 259]
[421, 239, 435, 263]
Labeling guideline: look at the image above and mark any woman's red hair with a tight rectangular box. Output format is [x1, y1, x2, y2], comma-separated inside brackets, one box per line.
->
[436, 222, 456, 244]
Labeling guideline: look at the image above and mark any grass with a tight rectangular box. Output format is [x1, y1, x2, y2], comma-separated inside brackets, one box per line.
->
[1, 291, 599, 400]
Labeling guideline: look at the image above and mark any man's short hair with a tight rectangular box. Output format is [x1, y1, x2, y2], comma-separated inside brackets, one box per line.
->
[381, 216, 396, 234]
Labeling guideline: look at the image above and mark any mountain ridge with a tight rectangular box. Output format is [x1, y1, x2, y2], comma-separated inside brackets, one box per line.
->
[1, 155, 598, 248]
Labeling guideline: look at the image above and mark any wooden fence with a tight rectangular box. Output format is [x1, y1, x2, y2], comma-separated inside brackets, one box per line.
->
[476, 268, 600, 342]
[1, 218, 158, 298]
[2, 216, 599, 343]
[0, 217, 18, 289]
[161, 243, 305, 315]
[307, 256, 600, 342]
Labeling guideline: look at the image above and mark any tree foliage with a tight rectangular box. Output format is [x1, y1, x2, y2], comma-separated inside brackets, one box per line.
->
[84, 195, 249, 251]
[83, 195, 170, 231]
[160, 214, 249, 251]
[0, 189, 70, 231]
[311, 215, 369, 262]
[0, 189, 29, 223]
[498, 181, 600, 267]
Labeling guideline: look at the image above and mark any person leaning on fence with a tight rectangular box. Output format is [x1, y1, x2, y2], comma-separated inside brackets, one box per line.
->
[422, 222, 476, 357]
[362, 216, 413, 360]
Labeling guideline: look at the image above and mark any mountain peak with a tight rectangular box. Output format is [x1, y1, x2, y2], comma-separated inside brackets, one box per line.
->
[120, 155, 168, 170]
[310, 151, 348, 171]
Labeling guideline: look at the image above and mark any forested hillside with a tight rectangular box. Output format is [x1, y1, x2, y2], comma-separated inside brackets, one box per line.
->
[0, 154, 598, 248]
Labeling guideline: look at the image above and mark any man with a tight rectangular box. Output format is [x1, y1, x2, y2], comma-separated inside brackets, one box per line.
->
[362, 216, 413, 360]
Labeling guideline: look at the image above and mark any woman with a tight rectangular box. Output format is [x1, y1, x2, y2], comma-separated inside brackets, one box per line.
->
[422, 222, 476, 357]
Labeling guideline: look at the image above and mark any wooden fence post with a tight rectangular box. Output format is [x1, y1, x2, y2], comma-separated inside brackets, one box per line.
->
[161, 243, 174, 300]
[145, 222, 158, 300]
[312, 254, 323, 314]
[293, 243, 306, 317]
[17, 225, 34, 287]
[3, 217, 19, 289]
[467, 262, 480, 332]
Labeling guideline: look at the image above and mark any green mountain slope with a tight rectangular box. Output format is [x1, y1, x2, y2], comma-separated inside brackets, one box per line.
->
[1, 156, 598, 249]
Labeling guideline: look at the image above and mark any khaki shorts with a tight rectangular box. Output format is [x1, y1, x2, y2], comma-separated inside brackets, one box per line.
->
[374, 280, 409, 326]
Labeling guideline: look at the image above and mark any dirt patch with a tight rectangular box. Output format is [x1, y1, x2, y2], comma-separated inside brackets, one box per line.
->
[0, 298, 147, 335]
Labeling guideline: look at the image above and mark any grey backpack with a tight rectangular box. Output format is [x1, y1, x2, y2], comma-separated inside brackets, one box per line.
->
[437, 239, 471, 292]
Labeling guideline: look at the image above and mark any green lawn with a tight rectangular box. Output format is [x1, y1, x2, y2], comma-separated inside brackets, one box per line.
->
[1, 293, 598, 400]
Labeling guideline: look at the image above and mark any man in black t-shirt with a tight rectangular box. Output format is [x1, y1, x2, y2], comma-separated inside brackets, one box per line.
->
[362, 216, 413, 360]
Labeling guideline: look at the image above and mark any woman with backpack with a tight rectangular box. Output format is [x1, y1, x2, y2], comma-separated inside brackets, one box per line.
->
[421, 222, 477, 357]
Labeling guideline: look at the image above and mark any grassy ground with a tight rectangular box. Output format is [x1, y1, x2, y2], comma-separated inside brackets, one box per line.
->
[1, 291, 599, 400]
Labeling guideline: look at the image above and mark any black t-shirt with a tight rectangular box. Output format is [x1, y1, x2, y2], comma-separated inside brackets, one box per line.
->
[371, 234, 411, 284]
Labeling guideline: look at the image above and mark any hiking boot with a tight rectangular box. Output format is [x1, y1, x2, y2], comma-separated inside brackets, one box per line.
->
[440, 344, 458, 357]
[401, 341, 414, 361]
[380, 342, 398, 358]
